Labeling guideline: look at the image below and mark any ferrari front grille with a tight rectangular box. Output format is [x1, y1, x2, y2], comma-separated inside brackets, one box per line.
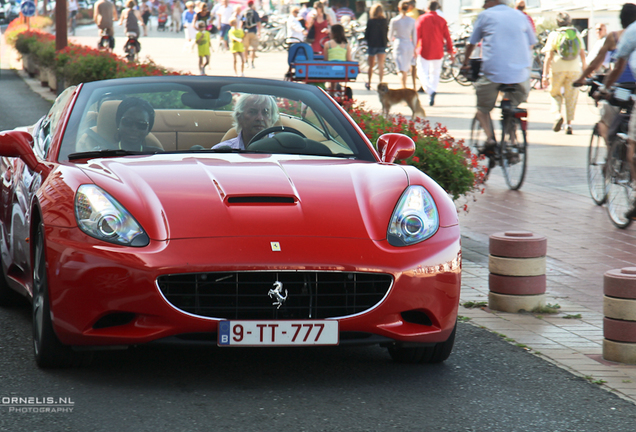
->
[156, 271, 393, 320]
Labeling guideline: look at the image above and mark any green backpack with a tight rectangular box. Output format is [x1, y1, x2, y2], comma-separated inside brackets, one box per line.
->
[556, 27, 581, 61]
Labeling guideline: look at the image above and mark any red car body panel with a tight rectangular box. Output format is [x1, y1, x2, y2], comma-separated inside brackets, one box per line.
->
[0, 77, 461, 356]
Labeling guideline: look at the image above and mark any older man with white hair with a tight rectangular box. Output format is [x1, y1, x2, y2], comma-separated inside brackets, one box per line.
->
[212, 94, 280, 150]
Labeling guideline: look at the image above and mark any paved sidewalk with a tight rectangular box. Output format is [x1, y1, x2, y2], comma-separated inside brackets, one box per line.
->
[5, 23, 636, 405]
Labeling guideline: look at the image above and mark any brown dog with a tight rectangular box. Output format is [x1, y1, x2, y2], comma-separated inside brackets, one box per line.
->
[377, 83, 426, 119]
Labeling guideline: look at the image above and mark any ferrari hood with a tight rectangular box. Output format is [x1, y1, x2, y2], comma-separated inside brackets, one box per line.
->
[79, 155, 411, 241]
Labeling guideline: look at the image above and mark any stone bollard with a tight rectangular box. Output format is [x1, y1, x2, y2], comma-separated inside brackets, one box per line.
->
[603, 267, 636, 364]
[488, 231, 547, 313]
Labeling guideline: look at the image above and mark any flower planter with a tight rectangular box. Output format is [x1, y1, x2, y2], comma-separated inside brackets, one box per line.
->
[47, 69, 57, 92]
[22, 54, 39, 78]
[38, 67, 49, 86]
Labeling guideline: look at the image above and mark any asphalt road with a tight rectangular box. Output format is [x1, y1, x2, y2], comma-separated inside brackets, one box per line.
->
[1, 67, 636, 430]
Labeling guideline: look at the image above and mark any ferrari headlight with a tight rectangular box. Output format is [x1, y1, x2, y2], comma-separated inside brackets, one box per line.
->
[387, 186, 439, 246]
[75, 185, 149, 247]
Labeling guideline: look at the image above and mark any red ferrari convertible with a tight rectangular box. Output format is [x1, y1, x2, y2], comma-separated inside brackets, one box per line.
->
[0, 77, 460, 367]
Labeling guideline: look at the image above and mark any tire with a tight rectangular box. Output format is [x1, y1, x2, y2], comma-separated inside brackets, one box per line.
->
[454, 52, 473, 87]
[500, 116, 527, 190]
[387, 322, 457, 364]
[0, 263, 21, 307]
[32, 222, 91, 368]
[439, 53, 455, 83]
[470, 115, 493, 182]
[588, 125, 608, 205]
[353, 45, 368, 74]
[126, 46, 136, 63]
[605, 139, 635, 229]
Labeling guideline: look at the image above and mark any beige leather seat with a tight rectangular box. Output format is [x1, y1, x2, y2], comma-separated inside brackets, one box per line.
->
[76, 100, 163, 152]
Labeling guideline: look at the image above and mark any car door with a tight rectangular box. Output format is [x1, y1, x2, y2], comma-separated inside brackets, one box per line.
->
[5, 88, 75, 275]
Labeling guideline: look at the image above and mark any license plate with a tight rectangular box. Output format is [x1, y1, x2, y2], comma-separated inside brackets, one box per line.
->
[217, 320, 339, 346]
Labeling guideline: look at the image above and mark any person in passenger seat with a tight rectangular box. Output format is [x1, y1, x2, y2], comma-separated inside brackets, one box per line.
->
[115, 97, 159, 151]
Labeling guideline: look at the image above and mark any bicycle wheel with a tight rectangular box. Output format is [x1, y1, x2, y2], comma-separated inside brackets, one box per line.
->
[500, 116, 527, 190]
[353, 45, 368, 74]
[454, 52, 473, 87]
[605, 138, 635, 229]
[439, 54, 455, 83]
[469, 116, 493, 182]
[587, 125, 608, 205]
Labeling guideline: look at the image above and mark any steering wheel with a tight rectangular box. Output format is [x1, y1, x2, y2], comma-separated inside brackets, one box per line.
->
[248, 126, 306, 146]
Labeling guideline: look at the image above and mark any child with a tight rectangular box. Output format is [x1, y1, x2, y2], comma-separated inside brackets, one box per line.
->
[195, 21, 211, 75]
[228, 18, 245, 76]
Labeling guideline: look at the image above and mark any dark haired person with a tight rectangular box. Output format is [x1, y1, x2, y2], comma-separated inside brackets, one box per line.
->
[324, 24, 351, 61]
[115, 97, 159, 151]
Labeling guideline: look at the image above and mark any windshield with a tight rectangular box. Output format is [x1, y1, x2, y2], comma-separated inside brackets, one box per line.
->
[59, 77, 375, 161]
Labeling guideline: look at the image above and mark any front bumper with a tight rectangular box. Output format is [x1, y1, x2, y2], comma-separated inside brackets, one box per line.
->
[45, 225, 461, 347]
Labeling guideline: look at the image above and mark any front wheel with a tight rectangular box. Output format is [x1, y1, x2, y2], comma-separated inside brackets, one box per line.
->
[500, 116, 527, 190]
[387, 323, 457, 364]
[126, 46, 137, 62]
[588, 125, 608, 205]
[32, 222, 91, 368]
[470, 115, 494, 182]
[605, 139, 635, 229]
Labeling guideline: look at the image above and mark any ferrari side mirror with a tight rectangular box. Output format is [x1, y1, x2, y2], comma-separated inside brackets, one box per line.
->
[0, 130, 40, 171]
[376, 133, 415, 164]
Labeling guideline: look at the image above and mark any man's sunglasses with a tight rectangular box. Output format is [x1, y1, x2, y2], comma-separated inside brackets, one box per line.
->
[120, 117, 150, 131]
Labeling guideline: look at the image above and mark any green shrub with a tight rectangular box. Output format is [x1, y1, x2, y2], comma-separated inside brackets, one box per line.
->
[343, 101, 486, 202]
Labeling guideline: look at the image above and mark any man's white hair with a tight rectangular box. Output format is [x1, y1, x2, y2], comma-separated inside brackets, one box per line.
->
[232, 94, 280, 133]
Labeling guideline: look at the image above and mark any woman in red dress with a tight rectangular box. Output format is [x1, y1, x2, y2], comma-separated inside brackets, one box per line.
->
[305, 1, 332, 55]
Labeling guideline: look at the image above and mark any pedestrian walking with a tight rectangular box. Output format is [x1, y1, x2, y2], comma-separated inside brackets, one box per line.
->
[415, 0, 453, 106]
[364, 3, 388, 90]
[228, 18, 245, 76]
[216, 0, 234, 51]
[182, 1, 197, 51]
[172, 0, 183, 33]
[542, 12, 586, 135]
[196, 21, 211, 75]
[305, 1, 332, 55]
[242, 1, 261, 69]
[389, 0, 417, 89]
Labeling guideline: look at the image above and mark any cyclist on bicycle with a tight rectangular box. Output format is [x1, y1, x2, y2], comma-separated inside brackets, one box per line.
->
[601, 5, 636, 218]
[574, 4, 636, 149]
[460, 0, 536, 152]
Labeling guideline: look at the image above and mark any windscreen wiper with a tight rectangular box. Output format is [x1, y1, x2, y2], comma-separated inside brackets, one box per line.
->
[68, 149, 160, 160]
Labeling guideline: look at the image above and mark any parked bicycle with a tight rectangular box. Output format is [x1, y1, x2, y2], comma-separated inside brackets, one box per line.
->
[467, 62, 528, 190]
[577, 77, 636, 228]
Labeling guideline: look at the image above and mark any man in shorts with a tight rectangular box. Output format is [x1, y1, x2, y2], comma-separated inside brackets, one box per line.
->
[460, 0, 536, 150]
[242, 1, 261, 69]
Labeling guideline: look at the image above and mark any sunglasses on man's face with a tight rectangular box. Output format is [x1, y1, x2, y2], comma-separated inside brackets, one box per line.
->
[121, 117, 150, 131]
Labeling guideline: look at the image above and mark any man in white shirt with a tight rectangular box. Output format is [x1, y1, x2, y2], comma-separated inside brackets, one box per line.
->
[216, 0, 234, 50]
